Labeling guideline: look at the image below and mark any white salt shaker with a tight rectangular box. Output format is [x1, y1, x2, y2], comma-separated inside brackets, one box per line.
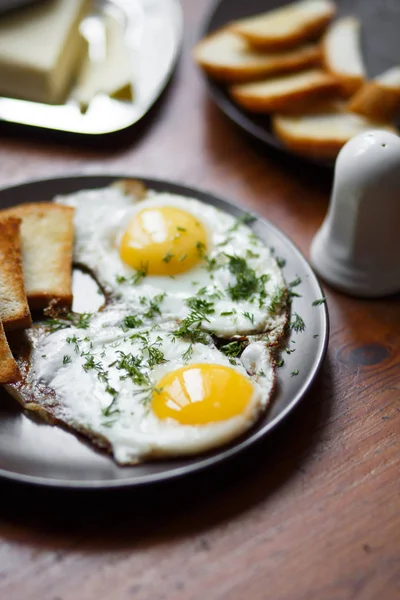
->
[310, 130, 400, 297]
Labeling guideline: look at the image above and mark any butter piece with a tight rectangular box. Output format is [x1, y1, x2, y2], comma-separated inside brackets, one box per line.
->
[0, 0, 89, 104]
[73, 13, 134, 110]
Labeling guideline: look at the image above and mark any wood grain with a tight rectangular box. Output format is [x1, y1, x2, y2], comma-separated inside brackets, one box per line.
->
[0, 1, 399, 599]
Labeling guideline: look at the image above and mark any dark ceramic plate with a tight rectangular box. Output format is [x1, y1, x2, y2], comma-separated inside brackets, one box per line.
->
[0, 0, 182, 136]
[0, 175, 328, 488]
[201, 0, 400, 167]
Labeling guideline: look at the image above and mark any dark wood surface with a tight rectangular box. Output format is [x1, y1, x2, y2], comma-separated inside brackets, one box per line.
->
[0, 1, 399, 598]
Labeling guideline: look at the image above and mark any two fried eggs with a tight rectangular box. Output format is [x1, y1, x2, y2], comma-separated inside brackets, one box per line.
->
[21, 183, 288, 464]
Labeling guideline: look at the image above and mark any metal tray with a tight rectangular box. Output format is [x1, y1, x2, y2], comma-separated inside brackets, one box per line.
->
[0, 0, 182, 136]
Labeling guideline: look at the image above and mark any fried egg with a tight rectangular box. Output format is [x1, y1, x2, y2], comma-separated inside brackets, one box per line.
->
[56, 186, 287, 340]
[29, 314, 275, 464]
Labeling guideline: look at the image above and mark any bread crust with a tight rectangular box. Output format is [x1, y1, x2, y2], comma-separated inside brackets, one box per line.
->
[272, 108, 398, 159]
[0, 217, 32, 330]
[348, 81, 400, 122]
[0, 321, 20, 383]
[229, 2, 335, 51]
[230, 69, 340, 113]
[193, 29, 322, 83]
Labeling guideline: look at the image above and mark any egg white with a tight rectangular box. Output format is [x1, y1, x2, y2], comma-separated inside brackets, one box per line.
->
[30, 314, 274, 464]
[56, 186, 287, 340]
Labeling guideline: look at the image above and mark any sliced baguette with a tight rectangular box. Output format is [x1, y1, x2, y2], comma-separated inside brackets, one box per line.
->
[0, 320, 20, 383]
[0, 203, 75, 310]
[230, 68, 340, 113]
[0, 218, 31, 331]
[348, 66, 400, 122]
[193, 29, 321, 82]
[229, 0, 335, 51]
[272, 102, 398, 158]
[322, 16, 366, 96]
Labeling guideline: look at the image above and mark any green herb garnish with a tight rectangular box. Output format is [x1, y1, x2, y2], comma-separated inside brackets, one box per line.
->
[291, 313, 305, 333]
[123, 315, 144, 329]
[162, 252, 174, 264]
[312, 297, 327, 306]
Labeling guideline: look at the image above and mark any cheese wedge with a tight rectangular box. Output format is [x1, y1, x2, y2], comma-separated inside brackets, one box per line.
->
[348, 67, 400, 122]
[272, 102, 398, 158]
[0, 0, 89, 104]
[322, 16, 366, 96]
[193, 29, 321, 82]
[229, 0, 335, 50]
[230, 69, 340, 113]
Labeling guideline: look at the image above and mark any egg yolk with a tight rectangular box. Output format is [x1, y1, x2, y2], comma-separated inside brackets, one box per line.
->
[119, 207, 207, 275]
[152, 363, 253, 425]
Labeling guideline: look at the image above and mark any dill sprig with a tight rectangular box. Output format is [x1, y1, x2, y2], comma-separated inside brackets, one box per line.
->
[312, 297, 327, 306]
[226, 254, 259, 301]
[162, 252, 174, 264]
[123, 315, 144, 330]
[220, 340, 246, 359]
[228, 213, 256, 233]
[291, 313, 305, 333]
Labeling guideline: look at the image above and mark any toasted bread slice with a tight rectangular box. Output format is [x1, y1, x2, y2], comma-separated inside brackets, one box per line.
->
[193, 29, 321, 82]
[322, 16, 366, 96]
[0, 320, 20, 383]
[348, 66, 400, 122]
[0, 203, 74, 310]
[229, 0, 335, 51]
[272, 101, 398, 158]
[230, 68, 340, 113]
[0, 218, 31, 331]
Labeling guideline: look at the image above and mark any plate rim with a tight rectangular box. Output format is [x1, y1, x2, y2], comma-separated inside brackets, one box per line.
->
[0, 174, 329, 489]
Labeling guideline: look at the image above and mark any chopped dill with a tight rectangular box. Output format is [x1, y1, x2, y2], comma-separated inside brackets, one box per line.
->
[312, 297, 327, 306]
[226, 254, 259, 301]
[228, 213, 256, 232]
[220, 340, 246, 359]
[162, 252, 174, 264]
[276, 256, 286, 268]
[288, 276, 302, 288]
[196, 241, 206, 257]
[269, 287, 286, 314]
[66, 335, 81, 354]
[243, 311, 255, 324]
[63, 355, 72, 365]
[123, 315, 144, 329]
[291, 313, 305, 333]
[186, 296, 215, 315]
[75, 313, 92, 330]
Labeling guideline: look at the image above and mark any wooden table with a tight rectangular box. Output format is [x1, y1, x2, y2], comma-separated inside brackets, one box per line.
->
[0, 1, 399, 598]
